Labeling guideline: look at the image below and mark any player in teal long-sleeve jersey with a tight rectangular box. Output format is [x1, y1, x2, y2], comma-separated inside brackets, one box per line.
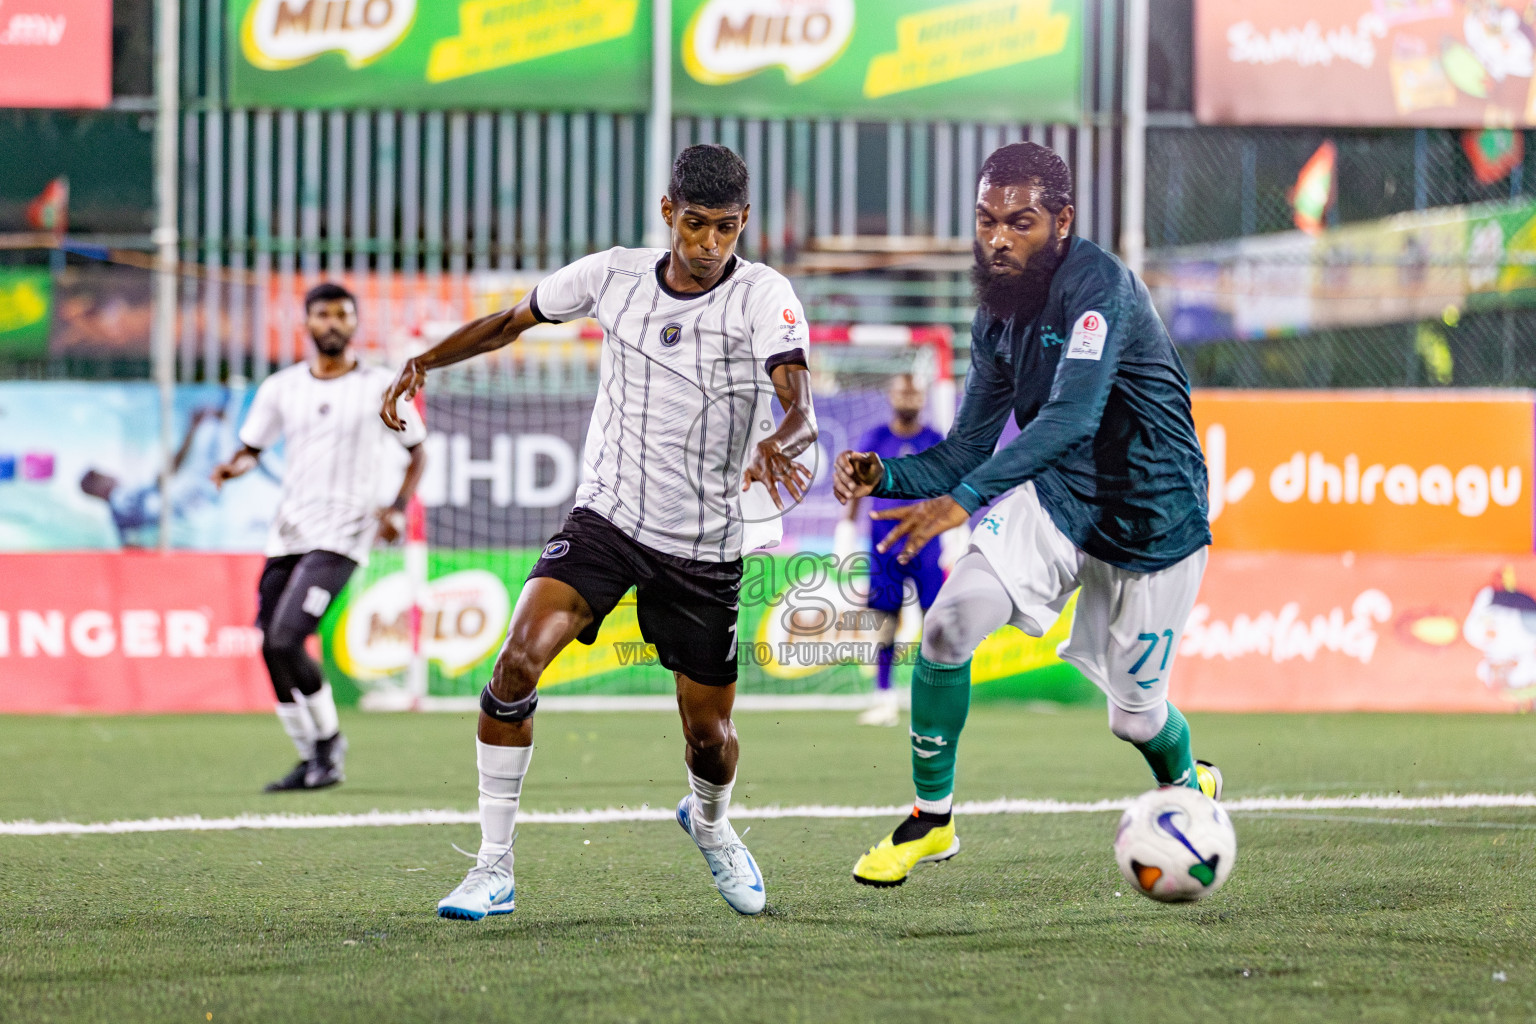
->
[833, 143, 1222, 887]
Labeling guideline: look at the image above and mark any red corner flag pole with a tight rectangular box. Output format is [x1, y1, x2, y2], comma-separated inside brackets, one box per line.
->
[404, 391, 429, 709]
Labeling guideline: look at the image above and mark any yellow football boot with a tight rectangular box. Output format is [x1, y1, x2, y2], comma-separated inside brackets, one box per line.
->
[852, 812, 960, 887]
[1195, 760, 1224, 801]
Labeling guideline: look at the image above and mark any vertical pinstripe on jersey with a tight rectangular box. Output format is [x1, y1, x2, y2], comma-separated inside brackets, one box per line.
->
[238, 363, 422, 566]
[628, 287, 664, 533]
[545, 248, 806, 562]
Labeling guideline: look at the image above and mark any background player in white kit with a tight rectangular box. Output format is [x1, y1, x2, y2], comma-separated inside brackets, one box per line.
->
[212, 283, 427, 792]
[380, 145, 818, 920]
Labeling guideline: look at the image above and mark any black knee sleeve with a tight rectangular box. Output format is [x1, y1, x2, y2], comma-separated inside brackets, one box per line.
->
[480, 685, 538, 723]
[262, 635, 324, 699]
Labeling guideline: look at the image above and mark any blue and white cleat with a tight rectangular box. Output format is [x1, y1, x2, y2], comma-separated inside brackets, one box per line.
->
[436, 863, 515, 921]
[676, 794, 766, 916]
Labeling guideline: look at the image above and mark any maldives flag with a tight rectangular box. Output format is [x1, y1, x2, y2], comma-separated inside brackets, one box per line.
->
[1290, 141, 1336, 236]
[26, 177, 69, 235]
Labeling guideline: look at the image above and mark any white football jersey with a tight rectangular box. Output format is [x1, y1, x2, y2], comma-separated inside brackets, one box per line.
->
[533, 247, 810, 562]
[238, 362, 426, 565]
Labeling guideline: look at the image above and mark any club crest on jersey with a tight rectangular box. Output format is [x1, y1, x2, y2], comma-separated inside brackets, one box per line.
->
[660, 322, 683, 347]
[542, 540, 570, 559]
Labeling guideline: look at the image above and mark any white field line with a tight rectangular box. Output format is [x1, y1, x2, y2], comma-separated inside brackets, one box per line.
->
[2, 793, 1535, 837]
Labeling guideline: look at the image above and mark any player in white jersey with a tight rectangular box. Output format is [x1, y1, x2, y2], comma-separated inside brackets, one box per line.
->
[380, 145, 818, 920]
[212, 283, 427, 792]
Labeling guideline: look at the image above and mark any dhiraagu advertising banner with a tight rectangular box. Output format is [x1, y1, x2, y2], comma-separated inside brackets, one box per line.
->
[673, 0, 1083, 121]
[227, 0, 650, 110]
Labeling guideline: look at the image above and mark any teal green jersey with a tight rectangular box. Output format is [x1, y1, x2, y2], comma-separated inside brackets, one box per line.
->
[875, 237, 1211, 573]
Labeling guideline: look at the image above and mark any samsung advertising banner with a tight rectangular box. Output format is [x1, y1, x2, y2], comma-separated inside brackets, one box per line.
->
[1197, 0, 1536, 127]
[226, 0, 1082, 121]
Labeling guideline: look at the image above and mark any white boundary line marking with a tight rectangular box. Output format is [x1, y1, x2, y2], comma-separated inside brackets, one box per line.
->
[2, 793, 1535, 837]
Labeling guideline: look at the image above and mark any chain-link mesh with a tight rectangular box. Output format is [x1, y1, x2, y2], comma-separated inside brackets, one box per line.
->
[1150, 126, 1536, 388]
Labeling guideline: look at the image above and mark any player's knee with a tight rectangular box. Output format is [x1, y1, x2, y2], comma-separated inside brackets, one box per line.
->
[1108, 702, 1167, 745]
[260, 627, 306, 662]
[921, 600, 980, 665]
[488, 640, 544, 702]
[680, 710, 733, 756]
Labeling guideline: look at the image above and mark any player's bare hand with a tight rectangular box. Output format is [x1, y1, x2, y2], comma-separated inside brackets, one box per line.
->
[381, 358, 426, 431]
[743, 438, 812, 511]
[872, 495, 970, 565]
[833, 450, 883, 505]
[374, 506, 406, 544]
[209, 450, 257, 490]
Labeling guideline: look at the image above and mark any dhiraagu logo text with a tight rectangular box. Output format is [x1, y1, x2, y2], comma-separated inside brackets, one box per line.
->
[242, 0, 418, 70]
[683, 0, 855, 85]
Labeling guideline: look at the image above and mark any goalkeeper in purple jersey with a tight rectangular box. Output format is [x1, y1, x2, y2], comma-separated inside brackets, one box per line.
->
[837, 373, 946, 726]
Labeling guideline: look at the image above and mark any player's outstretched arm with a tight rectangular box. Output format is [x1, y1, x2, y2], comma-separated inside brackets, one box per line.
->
[375, 443, 428, 544]
[742, 363, 818, 511]
[380, 295, 542, 430]
[210, 444, 261, 490]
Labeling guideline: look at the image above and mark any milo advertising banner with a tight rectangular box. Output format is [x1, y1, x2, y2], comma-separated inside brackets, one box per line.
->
[319, 548, 1096, 703]
[674, 0, 1083, 121]
[227, 0, 1083, 122]
[227, 0, 650, 109]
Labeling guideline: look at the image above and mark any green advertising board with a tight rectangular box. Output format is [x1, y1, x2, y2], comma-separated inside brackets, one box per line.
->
[0, 269, 51, 359]
[674, 0, 1082, 121]
[227, 0, 1082, 122]
[317, 548, 1100, 707]
[227, 0, 652, 110]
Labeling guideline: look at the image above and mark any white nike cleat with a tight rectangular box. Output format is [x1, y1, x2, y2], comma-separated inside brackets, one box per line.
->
[857, 696, 900, 727]
[436, 861, 515, 921]
[676, 794, 766, 916]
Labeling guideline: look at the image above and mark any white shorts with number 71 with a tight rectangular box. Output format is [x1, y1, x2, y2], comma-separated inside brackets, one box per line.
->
[969, 481, 1208, 714]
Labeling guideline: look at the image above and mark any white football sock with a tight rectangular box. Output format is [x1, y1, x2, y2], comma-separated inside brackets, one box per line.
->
[477, 739, 533, 870]
[301, 683, 340, 740]
[915, 794, 953, 815]
[687, 768, 735, 848]
[274, 701, 316, 760]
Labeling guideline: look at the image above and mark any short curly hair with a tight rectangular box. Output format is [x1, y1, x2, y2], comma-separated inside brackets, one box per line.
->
[978, 142, 1074, 215]
[669, 144, 750, 210]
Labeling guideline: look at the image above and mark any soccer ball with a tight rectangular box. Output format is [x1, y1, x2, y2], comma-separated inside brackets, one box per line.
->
[1113, 786, 1236, 903]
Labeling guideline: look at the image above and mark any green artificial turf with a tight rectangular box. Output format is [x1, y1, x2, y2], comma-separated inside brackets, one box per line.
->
[1, 706, 1534, 1022]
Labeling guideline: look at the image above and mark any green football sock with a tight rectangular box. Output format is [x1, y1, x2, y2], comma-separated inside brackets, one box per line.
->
[1135, 701, 1198, 788]
[910, 655, 971, 802]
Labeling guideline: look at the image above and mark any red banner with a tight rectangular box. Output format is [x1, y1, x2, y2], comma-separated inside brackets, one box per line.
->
[0, 0, 112, 109]
[1174, 551, 1536, 713]
[0, 553, 272, 713]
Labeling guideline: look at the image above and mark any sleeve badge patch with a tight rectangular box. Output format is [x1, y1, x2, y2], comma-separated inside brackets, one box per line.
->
[1065, 310, 1107, 361]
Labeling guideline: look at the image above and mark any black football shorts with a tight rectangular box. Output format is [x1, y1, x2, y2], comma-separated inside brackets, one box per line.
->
[526, 507, 743, 686]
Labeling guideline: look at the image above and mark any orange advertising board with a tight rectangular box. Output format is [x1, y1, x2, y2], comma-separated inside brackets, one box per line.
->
[1192, 390, 1533, 554]
[1173, 551, 1536, 713]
